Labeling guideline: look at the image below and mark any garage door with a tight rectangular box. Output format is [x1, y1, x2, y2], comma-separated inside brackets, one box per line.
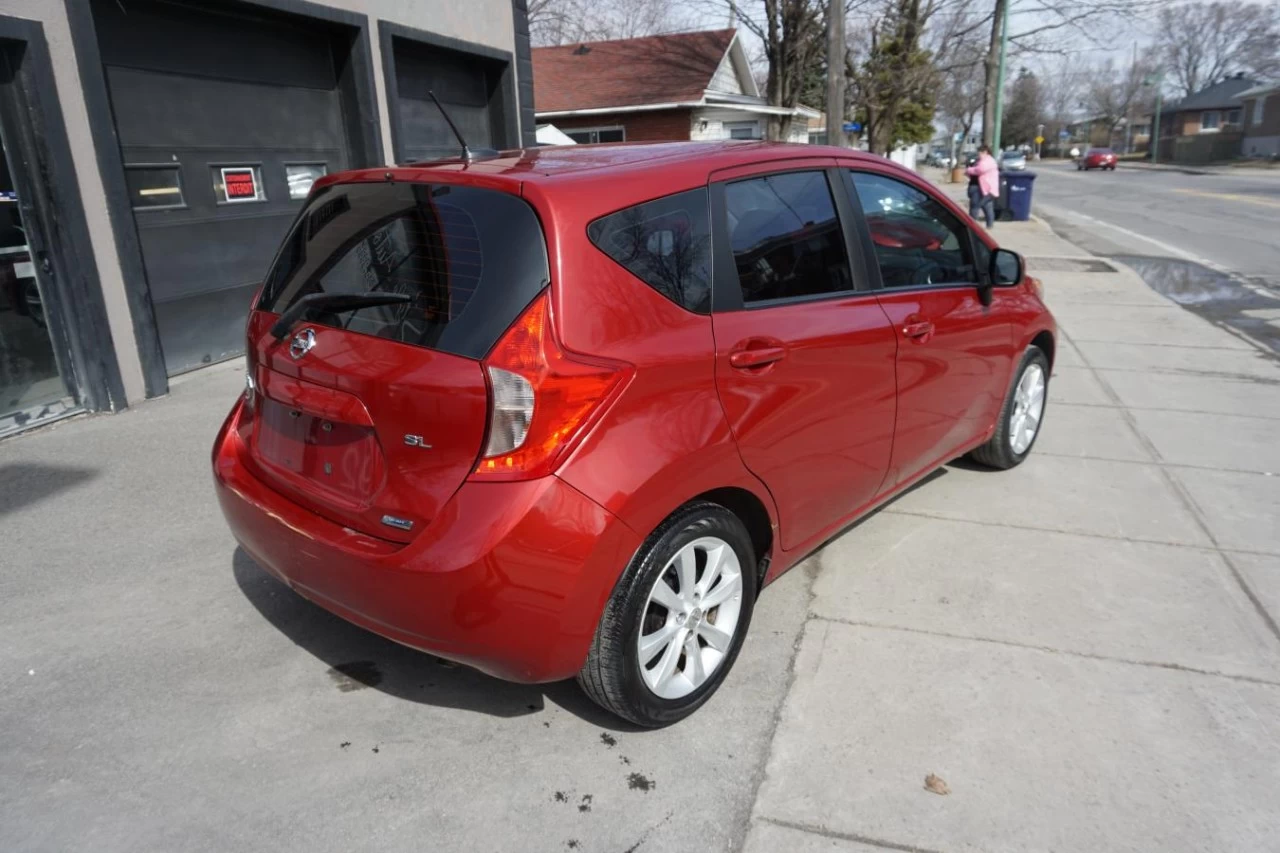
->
[388, 34, 516, 163]
[95, 0, 354, 375]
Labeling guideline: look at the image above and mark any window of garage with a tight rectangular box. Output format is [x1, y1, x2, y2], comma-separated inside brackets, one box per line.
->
[379, 23, 519, 164]
[77, 0, 381, 380]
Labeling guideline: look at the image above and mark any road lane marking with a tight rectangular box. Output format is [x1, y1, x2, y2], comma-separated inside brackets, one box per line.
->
[1172, 188, 1280, 209]
[1038, 203, 1220, 269]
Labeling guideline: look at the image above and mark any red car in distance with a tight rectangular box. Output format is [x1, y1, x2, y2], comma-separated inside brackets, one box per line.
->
[213, 141, 1056, 726]
[1077, 147, 1118, 171]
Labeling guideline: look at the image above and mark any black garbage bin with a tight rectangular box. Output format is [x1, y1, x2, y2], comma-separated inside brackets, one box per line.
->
[1004, 171, 1037, 221]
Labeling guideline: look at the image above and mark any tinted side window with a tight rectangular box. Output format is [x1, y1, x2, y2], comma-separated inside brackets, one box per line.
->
[849, 171, 978, 289]
[724, 171, 851, 304]
[588, 188, 712, 313]
[259, 181, 549, 360]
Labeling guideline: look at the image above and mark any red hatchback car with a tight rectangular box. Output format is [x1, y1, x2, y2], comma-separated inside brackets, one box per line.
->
[1078, 148, 1118, 170]
[214, 142, 1055, 726]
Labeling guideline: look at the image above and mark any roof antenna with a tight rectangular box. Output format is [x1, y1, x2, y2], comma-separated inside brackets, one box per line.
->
[428, 90, 473, 163]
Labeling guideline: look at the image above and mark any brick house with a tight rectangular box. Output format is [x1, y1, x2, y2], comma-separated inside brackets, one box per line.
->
[1154, 74, 1260, 162]
[1240, 81, 1280, 158]
[532, 29, 817, 144]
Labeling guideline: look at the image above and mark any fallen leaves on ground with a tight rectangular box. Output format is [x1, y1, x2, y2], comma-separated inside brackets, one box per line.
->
[924, 773, 951, 795]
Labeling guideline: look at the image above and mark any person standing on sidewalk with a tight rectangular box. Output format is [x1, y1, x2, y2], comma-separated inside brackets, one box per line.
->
[966, 145, 999, 228]
[966, 156, 982, 220]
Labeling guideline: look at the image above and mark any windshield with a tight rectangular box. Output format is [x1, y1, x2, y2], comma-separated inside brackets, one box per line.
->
[259, 181, 549, 360]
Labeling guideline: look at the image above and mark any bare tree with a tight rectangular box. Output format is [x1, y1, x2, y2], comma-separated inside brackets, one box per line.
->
[1037, 55, 1085, 151]
[1155, 2, 1280, 97]
[722, 0, 828, 140]
[937, 52, 985, 143]
[979, 0, 1160, 146]
[1085, 53, 1154, 147]
[530, 0, 692, 46]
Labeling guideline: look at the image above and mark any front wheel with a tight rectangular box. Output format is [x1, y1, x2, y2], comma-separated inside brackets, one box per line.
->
[578, 501, 757, 727]
[970, 346, 1049, 470]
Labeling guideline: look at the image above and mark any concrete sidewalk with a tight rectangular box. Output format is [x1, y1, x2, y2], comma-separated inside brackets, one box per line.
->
[742, 214, 1280, 851]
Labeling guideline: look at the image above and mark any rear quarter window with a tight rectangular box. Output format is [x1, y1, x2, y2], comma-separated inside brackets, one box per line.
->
[259, 181, 549, 360]
[587, 188, 712, 314]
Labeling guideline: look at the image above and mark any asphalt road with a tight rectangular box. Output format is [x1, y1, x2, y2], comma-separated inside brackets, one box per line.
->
[1027, 160, 1280, 290]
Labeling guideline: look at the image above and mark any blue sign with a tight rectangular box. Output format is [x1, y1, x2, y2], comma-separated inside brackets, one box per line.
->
[842, 122, 863, 132]
[1058, 129, 1070, 139]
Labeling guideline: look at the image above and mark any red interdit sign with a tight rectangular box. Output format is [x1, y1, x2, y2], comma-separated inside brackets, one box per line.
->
[222, 168, 258, 201]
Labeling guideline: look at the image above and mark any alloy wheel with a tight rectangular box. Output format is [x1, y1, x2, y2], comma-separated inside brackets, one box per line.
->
[1009, 363, 1046, 455]
[637, 536, 744, 700]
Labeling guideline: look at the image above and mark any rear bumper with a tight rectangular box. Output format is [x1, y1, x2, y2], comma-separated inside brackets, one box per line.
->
[212, 400, 641, 683]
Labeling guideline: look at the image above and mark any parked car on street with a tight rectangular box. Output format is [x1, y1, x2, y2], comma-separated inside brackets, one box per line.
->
[1000, 150, 1028, 171]
[213, 141, 1057, 727]
[1077, 148, 1118, 170]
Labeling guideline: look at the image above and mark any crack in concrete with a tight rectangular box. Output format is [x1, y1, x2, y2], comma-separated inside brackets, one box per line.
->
[813, 616, 1280, 688]
[731, 557, 822, 853]
[758, 816, 947, 853]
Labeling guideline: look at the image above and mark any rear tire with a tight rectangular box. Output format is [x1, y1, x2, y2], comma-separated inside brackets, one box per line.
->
[578, 501, 758, 727]
[970, 346, 1049, 470]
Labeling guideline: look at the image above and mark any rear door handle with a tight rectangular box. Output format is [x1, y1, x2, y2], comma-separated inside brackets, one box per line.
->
[902, 321, 934, 339]
[729, 346, 787, 369]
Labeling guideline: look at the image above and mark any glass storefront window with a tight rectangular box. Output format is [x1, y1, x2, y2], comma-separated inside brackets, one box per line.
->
[285, 163, 327, 200]
[125, 165, 184, 210]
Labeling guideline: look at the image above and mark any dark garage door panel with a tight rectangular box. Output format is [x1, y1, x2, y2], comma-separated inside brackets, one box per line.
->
[107, 67, 347, 152]
[393, 41, 509, 162]
[135, 210, 300, 304]
[93, 0, 338, 90]
[98, 2, 355, 376]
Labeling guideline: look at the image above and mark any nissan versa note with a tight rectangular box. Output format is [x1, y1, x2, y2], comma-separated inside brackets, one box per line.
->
[214, 141, 1056, 727]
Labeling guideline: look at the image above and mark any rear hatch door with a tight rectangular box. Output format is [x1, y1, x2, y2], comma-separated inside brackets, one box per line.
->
[244, 178, 549, 542]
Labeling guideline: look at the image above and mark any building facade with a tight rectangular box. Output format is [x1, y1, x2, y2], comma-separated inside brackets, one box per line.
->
[1240, 82, 1280, 159]
[0, 0, 535, 437]
[533, 30, 815, 146]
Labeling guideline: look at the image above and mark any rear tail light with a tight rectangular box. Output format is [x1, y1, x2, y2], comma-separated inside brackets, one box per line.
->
[472, 293, 631, 481]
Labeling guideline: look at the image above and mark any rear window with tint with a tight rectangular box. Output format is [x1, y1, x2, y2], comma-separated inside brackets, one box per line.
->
[259, 181, 549, 360]
[587, 188, 712, 314]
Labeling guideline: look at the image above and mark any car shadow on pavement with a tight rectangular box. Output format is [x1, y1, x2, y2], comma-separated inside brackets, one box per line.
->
[0, 462, 98, 518]
[231, 547, 644, 730]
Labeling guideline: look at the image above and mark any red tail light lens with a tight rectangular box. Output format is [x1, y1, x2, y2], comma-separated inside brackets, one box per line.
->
[472, 294, 630, 481]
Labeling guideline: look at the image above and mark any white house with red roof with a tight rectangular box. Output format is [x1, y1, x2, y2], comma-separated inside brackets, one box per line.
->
[532, 29, 818, 144]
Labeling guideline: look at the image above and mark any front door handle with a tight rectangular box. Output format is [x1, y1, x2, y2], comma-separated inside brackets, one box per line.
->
[902, 320, 934, 339]
[729, 346, 787, 369]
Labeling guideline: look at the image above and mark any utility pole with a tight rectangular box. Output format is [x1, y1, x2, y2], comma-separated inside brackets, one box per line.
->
[1144, 71, 1163, 163]
[991, 0, 1011, 151]
[826, 0, 847, 147]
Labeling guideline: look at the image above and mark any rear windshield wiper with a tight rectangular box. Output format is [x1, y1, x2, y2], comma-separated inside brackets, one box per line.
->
[270, 292, 412, 341]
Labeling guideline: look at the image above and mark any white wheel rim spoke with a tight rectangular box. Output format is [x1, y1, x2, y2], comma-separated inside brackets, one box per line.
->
[637, 536, 744, 700]
[698, 619, 734, 652]
[702, 572, 742, 609]
[638, 620, 680, 664]
[1009, 363, 1046, 455]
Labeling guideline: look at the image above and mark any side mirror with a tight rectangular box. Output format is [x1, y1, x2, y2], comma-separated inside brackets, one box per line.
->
[991, 248, 1023, 285]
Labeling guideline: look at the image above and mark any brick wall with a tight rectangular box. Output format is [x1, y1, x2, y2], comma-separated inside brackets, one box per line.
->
[548, 109, 694, 142]
[1244, 94, 1280, 137]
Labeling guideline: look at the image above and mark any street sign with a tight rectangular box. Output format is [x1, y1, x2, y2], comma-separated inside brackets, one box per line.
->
[842, 122, 862, 132]
[1035, 135, 1045, 145]
[1058, 129, 1070, 139]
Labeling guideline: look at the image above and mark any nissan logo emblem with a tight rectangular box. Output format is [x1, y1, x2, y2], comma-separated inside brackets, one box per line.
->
[289, 328, 316, 360]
